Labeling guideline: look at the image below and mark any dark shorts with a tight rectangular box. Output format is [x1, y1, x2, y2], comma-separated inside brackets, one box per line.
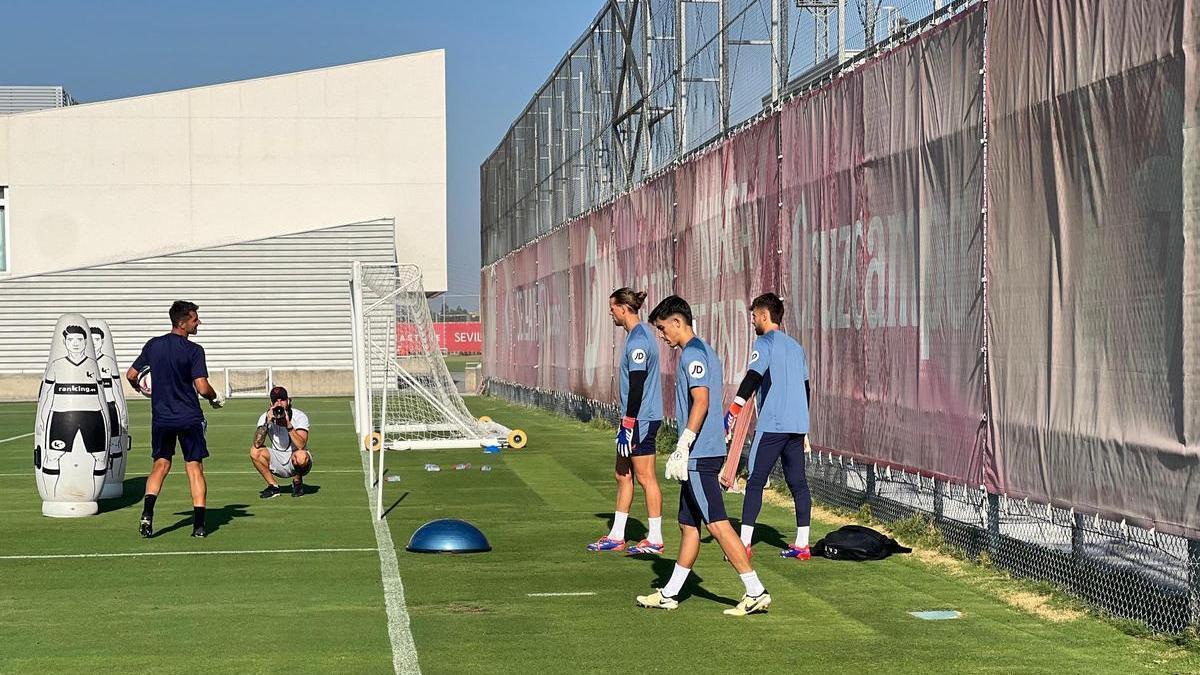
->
[678, 456, 728, 526]
[152, 420, 209, 463]
[629, 420, 661, 458]
[48, 410, 107, 454]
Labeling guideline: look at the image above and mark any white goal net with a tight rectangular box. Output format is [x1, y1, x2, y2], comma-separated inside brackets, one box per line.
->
[350, 262, 524, 516]
[224, 367, 273, 398]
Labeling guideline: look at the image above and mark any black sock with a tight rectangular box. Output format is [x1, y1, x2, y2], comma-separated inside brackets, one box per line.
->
[142, 494, 157, 518]
[193, 506, 206, 528]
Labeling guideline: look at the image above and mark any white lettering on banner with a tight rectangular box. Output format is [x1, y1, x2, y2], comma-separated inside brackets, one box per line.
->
[789, 196, 976, 358]
[583, 225, 610, 387]
[514, 284, 539, 342]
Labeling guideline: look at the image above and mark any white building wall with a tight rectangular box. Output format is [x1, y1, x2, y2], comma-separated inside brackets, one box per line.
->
[0, 219, 395, 400]
[0, 50, 446, 291]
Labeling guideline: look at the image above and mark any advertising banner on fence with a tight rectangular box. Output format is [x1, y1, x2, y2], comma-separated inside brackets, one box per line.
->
[987, 0, 1198, 536]
[778, 7, 986, 485]
[480, 0, 1200, 537]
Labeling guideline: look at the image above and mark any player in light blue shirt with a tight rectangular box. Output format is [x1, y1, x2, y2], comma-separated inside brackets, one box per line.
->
[722, 292, 813, 560]
[635, 295, 771, 617]
[587, 288, 666, 555]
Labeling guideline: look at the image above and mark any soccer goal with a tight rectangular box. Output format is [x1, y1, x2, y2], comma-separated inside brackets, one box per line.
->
[224, 367, 273, 398]
[349, 262, 526, 518]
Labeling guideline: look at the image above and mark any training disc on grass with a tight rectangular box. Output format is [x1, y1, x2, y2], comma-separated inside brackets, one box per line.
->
[909, 610, 962, 621]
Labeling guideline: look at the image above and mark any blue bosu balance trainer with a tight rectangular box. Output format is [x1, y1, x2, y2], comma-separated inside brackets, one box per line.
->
[406, 518, 492, 553]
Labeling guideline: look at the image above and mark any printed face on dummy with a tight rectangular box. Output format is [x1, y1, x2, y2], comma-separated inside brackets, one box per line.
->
[64, 329, 87, 360]
[91, 332, 104, 358]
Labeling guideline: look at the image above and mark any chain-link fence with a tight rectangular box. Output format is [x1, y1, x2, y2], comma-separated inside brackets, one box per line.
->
[483, 378, 1200, 633]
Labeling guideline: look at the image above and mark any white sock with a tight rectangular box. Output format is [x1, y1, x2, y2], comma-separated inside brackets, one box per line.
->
[740, 570, 766, 597]
[648, 517, 663, 545]
[608, 512, 629, 541]
[740, 524, 755, 547]
[663, 564, 691, 598]
[796, 526, 810, 548]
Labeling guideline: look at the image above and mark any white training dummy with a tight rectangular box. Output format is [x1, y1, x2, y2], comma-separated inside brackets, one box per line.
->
[34, 314, 113, 517]
[91, 319, 130, 499]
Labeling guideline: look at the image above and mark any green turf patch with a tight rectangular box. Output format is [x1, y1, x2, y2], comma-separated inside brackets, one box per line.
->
[3, 395, 1199, 674]
[0, 397, 392, 674]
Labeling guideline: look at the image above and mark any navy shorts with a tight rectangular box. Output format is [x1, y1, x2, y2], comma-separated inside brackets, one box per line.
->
[678, 456, 728, 526]
[151, 420, 209, 463]
[629, 420, 661, 458]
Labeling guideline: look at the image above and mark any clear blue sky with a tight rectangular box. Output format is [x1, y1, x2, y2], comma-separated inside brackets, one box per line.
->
[0, 0, 602, 310]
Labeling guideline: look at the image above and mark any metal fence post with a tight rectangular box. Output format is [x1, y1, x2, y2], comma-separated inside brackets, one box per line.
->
[986, 491, 1001, 556]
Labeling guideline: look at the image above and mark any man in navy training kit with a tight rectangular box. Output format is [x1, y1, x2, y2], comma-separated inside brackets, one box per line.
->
[636, 295, 771, 616]
[723, 292, 813, 560]
[588, 288, 666, 554]
[127, 300, 224, 538]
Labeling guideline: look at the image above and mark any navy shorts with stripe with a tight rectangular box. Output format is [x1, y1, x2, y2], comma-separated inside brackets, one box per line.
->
[678, 456, 728, 526]
[629, 420, 661, 457]
[151, 420, 209, 463]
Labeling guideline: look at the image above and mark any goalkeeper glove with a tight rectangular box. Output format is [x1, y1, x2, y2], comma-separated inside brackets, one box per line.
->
[665, 428, 696, 481]
[616, 417, 636, 458]
[209, 393, 225, 409]
[723, 397, 746, 442]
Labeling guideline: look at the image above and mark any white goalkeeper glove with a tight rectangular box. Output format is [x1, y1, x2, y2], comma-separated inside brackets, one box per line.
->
[665, 428, 696, 481]
[209, 393, 225, 409]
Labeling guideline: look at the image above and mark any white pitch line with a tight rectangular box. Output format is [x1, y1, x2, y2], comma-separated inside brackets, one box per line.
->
[0, 547, 375, 561]
[0, 432, 33, 444]
[527, 592, 596, 597]
[360, 450, 420, 674]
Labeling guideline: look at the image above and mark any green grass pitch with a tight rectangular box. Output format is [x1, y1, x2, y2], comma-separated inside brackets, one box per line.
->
[0, 396, 1194, 673]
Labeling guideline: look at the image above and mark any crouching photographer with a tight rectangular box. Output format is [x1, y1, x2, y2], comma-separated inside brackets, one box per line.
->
[249, 386, 312, 498]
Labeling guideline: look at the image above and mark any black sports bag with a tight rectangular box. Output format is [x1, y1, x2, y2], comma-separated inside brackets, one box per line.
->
[811, 524, 912, 561]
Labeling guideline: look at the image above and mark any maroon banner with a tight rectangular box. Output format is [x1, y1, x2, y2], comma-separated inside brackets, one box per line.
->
[986, 0, 1196, 536]
[509, 245, 540, 389]
[568, 211, 620, 404]
[536, 229, 572, 391]
[620, 174, 678, 413]
[778, 7, 986, 483]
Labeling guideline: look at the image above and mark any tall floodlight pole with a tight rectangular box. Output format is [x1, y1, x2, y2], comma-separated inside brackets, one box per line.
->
[771, 0, 789, 100]
[718, 0, 729, 134]
[677, 0, 688, 153]
[838, 0, 847, 63]
[642, 0, 654, 175]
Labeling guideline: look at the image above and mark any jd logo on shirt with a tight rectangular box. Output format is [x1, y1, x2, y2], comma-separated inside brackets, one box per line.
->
[688, 361, 706, 378]
[632, 349, 647, 364]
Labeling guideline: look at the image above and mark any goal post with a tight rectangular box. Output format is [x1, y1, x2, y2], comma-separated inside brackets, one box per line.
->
[349, 261, 526, 518]
[224, 367, 273, 398]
